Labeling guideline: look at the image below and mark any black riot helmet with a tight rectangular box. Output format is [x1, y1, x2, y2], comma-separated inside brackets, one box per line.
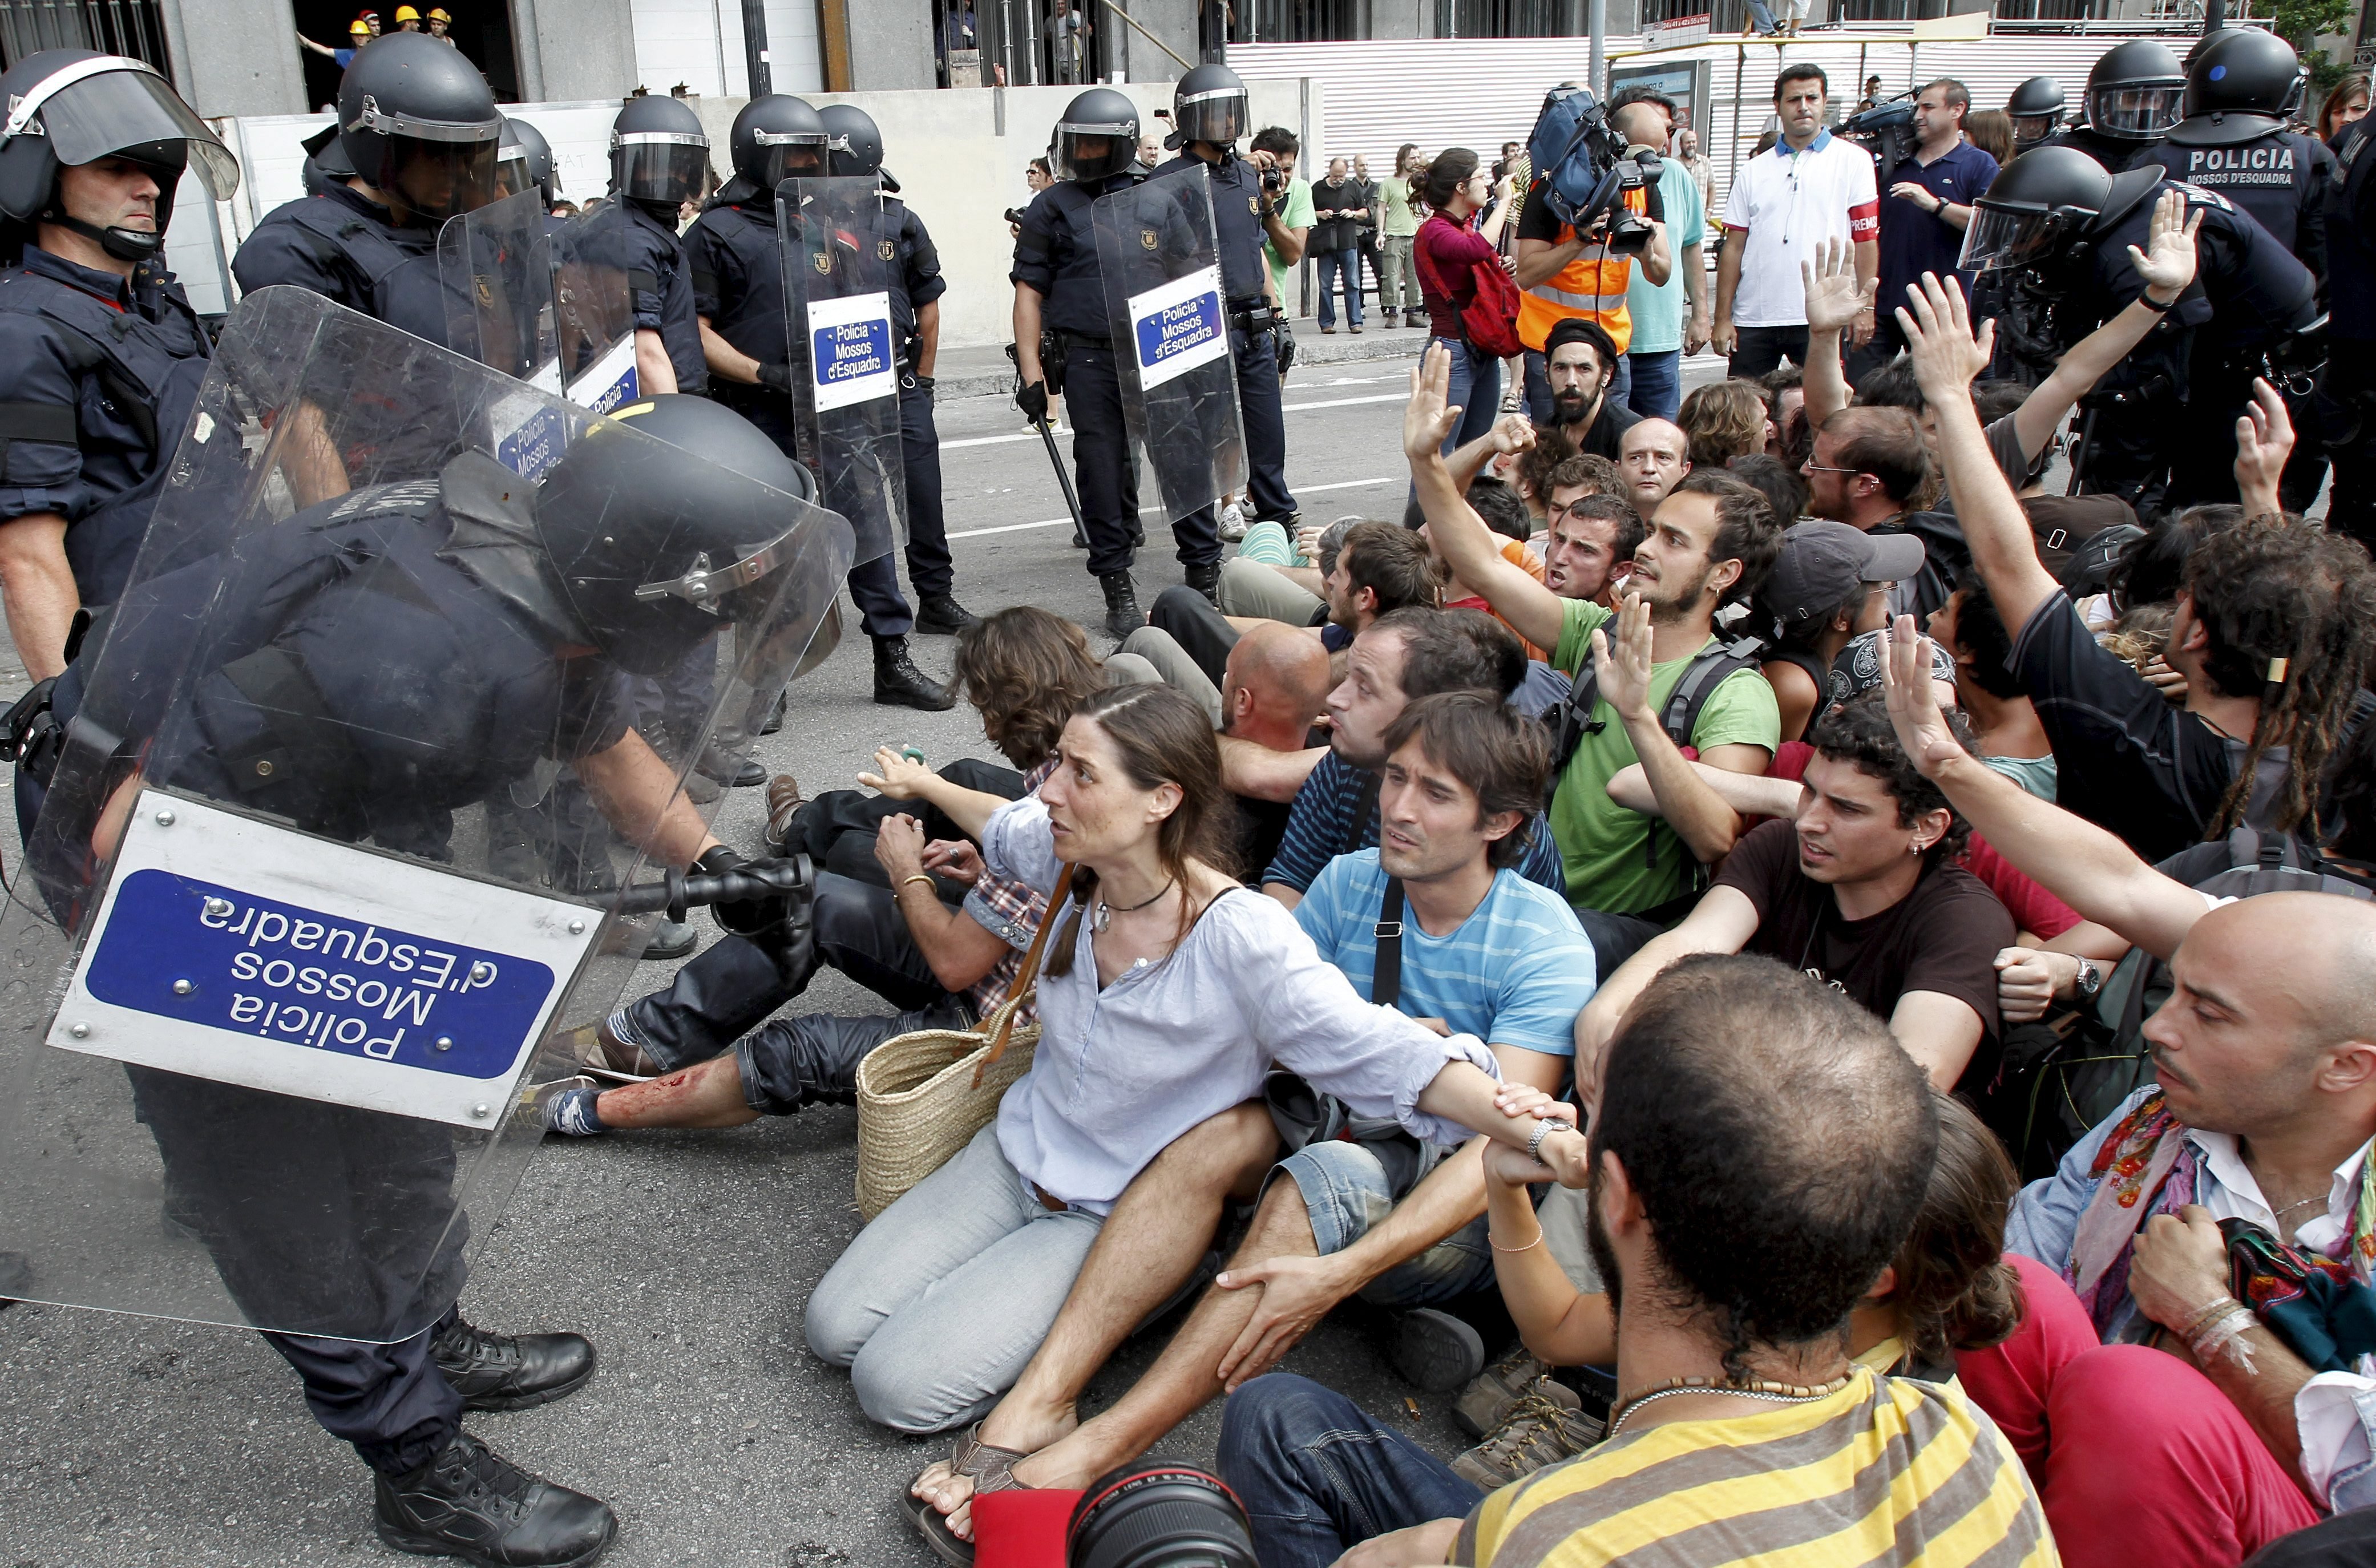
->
[728, 94, 823, 189]
[2169, 29, 2307, 148]
[1958, 144, 2114, 275]
[1052, 87, 1140, 182]
[612, 93, 710, 211]
[0, 50, 239, 261]
[533, 394, 819, 674]
[2007, 76, 2066, 152]
[496, 117, 557, 207]
[821, 104, 884, 177]
[1170, 63, 1247, 151]
[337, 31, 501, 222]
[2084, 39, 2186, 142]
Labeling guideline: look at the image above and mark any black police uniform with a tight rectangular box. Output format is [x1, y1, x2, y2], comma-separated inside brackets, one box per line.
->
[2039, 125, 2152, 176]
[682, 192, 920, 635]
[1011, 165, 1148, 576]
[40, 452, 633, 1478]
[579, 196, 708, 394]
[2068, 177, 2317, 512]
[2319, 116, 2376, 546]
[1154, 149, 1295, 537]
[0, 245, 212, 613]
[2144, 129, 2331, 281]
[233, 182, 455, 346]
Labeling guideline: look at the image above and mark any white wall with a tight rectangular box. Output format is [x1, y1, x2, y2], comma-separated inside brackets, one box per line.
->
[627, 0, 825, 96]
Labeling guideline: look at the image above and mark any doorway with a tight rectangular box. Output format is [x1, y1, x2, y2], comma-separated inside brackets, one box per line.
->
[293, 0, 526, 113]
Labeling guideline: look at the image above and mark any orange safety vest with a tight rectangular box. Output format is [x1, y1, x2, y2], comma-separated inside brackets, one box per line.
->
[1515, 183, 1651, 354]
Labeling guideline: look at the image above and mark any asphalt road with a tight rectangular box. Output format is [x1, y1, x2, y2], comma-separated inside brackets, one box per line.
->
[0, 341, 1737, 1568]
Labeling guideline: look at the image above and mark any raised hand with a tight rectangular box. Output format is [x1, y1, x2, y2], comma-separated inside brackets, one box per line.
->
[1895, 270, 1994, 404]
[2234, 376, 2294, 520]
[1588, 593, 1658, 724]
[2127, 187, 2202, 301]
[1878, 615, 1967, 780]
[1801, 236, 1876, 337]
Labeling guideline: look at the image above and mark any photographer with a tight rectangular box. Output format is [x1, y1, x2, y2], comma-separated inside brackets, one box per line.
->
[1715, 65, 1880, 378]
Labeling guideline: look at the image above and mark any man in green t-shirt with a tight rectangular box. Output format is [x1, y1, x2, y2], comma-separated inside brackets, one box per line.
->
[1251, 126, 1313, 305]
[1409, 347, 1783, 976]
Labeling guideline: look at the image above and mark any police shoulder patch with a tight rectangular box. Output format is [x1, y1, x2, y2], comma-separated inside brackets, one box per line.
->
[878, 239, 896, 261]
[813, 252, 833, 274]
[1141, 228, 1159, 250]
[1248, 195, 1260, 214]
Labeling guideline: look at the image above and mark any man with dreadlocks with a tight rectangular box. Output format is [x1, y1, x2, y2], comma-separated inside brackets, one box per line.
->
[1900, 272, 2376, 863]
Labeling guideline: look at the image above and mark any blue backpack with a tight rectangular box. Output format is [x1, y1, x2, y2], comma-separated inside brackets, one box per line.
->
[1525, 85, 1627, 230]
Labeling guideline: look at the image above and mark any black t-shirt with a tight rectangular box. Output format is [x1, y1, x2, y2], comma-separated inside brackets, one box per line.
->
[1714, 818, 2013, 1059]
[1552, 397, 1642, 460]
[2009, 589, 2243, 862]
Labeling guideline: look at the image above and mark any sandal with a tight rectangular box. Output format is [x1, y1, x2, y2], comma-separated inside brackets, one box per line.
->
[903, 1422, 1032, 1566]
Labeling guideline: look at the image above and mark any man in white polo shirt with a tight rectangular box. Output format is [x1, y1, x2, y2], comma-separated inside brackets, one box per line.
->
[1714, 64, 1880, 379]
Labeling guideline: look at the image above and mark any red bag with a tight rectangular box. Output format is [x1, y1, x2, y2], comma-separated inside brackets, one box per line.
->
[1412, 215, 1525, 361]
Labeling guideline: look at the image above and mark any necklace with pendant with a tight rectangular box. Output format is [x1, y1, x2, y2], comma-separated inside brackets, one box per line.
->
[1093, 879, 1174, 933]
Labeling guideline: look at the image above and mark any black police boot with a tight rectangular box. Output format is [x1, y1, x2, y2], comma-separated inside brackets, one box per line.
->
[374, 1429, 616, 1567]
[758, 690, 787, 735]
[872, 636, 954, 711]
[431, 1316, 597, 1412]
[914, 592, 980, 635]
[696, 739, 766, 789]
[1185, 560, 1221, 605]
[1098, 571, 1142, 641]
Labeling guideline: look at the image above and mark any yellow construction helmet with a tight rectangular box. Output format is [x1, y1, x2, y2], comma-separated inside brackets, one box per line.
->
[428, 5, 451, 18]
[393, 5, 421, 21]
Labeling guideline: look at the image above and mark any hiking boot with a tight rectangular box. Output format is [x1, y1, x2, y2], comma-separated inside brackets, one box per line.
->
[1449, 1385, 1606, 1490]
[430, 1318, 597, 1413]
[374, 1430, 616, 1567]
[694, 737, 765, 789]
[762, 773, 807, 856]
[1185, 560, 1221, 605]
[1388, 1307, 1485, 1392]
[1454, 1344, 1579, 1439]
[1098, 571, 1142, 642]
[914, 592, 980, 635]
[874, 636, 955, 711]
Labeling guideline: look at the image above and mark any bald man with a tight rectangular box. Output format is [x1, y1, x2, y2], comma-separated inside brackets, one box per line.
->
[1618, 417, 1691, 513]
[1223, 621, 1332, 752]
[1881, 617, 2376, 1543]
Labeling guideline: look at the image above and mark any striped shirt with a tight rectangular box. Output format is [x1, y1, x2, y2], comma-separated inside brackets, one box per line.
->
[1452, 1368, 2056, 1568]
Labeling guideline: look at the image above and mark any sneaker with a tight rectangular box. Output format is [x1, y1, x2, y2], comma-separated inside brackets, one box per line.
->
[1388, 1307, 1485, 1392]
[1449, 1384, 1606, 1490]
[1217, 502, 1250, 544]
[1454, 1344, 1580, 1439]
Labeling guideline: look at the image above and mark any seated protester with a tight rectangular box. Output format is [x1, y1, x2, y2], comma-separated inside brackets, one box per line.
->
[1118, 595, 1334, 737]
[1799, 403, 1946, 619]
[1542, 493, 1639, 611]
[1763, 361, 1805, 460]
[1232, 515, 1357, 606]
[802, 685, 1585, 1442]
[1218, 955, 2053, 1568]
[1676, 378, 1769, 467]
[1444, 482, 1550, 658]
[1578, 689, 2014, 1091]
[1142, 520, 1443, 694]
[1726, 450, 1809, 526]
[1411, 343, 1784, 971]
[1930, 575, 2056, 800]
[1757, 519, 1925, 743]
[554, 607, 1111, 1106]
[1509, 421, 1577, 525]
[1532, 318, 1640, 460]
[1899, 273, 2376, 861]
[1873, 617, 2376, 1557]
[1260, 609, 1567, 900]
[909, 693, 1597, 1539]
[1615, 416, 1690, 513]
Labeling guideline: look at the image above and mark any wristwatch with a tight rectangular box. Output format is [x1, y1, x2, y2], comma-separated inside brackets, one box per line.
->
[2072, 957, 2104, 1000]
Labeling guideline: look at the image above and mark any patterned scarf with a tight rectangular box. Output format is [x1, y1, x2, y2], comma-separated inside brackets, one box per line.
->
[2066, 1090, 2376, 1344]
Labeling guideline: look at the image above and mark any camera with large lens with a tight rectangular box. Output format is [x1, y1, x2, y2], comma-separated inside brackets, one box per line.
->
[1839, 92, 1919, 181]
[1260, 165, 1285, 196]
[1526, 85, 1660, 258]
[1067, 1458, 1258, 1568]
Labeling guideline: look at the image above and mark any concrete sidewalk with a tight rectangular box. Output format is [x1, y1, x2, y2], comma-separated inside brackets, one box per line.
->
[930, 316, 1428, 401]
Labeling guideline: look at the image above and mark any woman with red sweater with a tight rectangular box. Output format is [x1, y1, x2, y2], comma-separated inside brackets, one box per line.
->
[1413, 147, 1517, 456]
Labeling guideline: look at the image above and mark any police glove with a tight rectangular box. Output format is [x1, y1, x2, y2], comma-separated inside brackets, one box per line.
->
[698, 845, 821, 992]
[1275, 329, 1298, 377]
[1016, 379, 1050, 425]
[755, 362, 795, 394]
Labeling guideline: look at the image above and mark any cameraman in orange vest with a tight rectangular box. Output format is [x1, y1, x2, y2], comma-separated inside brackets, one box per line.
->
[1514, 86, 1674, 423]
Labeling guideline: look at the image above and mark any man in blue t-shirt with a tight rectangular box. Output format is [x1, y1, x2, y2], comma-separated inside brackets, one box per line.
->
[1859, 78, 1998, 381]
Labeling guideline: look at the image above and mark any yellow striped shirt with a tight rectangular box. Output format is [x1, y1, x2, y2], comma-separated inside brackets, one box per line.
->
[1452, 1367, 2056, 1568]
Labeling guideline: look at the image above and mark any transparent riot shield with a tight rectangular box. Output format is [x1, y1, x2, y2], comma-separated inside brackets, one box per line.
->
[1094, 168, 1246, 527]
[777, 176, 903, 567]
[547, 210, 640, 413]
[437, 189, 560, 393]
[0, 286, 853, 1342]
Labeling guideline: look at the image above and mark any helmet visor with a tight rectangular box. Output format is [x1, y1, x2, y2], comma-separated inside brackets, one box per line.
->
[1174, 87, 1246, 147]
[7, 56, 239, 201]
[1958, 203, 2058, 273]
[2090, 84, 2183, 138]
[385, 133, 498, 220]
[752, 130, 826, 187]
[493, 145, 536, 202]
[2010, 112, 2060, 149]
[1052, 120, 1134, 181]
[614, 134, 709, 205]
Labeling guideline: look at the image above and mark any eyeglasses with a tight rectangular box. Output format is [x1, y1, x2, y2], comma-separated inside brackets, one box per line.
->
[1801, 462, 1864, 476]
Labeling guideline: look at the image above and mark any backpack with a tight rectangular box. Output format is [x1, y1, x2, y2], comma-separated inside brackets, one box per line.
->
[1976, 829, 2376, 1181]
[1411, 215, 1525, 360]
[1545, 633, 1768, 812]
[1525, 85, 1626, 234]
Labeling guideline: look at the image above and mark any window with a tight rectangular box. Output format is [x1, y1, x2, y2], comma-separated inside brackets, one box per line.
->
[0, 0, 169, 72]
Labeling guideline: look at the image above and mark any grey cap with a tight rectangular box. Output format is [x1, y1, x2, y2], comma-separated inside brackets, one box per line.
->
[1762, 521, 1929, 628]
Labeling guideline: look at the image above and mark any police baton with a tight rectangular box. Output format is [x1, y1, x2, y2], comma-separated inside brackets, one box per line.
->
[615, 856, 812, 926]
[1008, 342, 1091, 549]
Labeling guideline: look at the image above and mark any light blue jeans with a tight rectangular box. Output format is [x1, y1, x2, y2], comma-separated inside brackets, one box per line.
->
[1278, 1139, 1491, 1306]
[804, 1124, 1104, 1433]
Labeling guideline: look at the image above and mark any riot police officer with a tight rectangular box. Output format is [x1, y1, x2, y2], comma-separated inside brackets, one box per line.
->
[684, 94, 954, 708]
[2145, 29, 2329, 280]
[2318, 112, 2376, 544]
[2007, 76, 2066, 155]
[1012, 87, 1153, 637]
[584, 92, 710, 396]
[822, 103, 977, 641]
[1965, 145, 2317, 511]
[495, 115, 563, 224]
[1153, 64, 1300, 588]
[232, 32, 500, 346]
[0, 51, 237, 681]
[2043, 39, 2185, 175]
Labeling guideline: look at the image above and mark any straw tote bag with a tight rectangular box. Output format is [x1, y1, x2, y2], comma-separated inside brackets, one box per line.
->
[852, 864, 1076, 1220]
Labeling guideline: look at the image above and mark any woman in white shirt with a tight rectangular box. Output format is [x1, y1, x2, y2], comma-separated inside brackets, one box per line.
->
[802, 685, 1585, 1436]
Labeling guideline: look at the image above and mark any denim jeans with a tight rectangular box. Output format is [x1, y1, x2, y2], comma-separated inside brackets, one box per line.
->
[1280, 1139, 1492, 1306]
[1523, 346, 1631, 425]
[1440, 338, 1501, 456]
[1315, 247, 1363, 328]
[1218, 1374, 1485, 1568]
[1625, 348, 1683, 422]
[805, 1124, 1104, 1433]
